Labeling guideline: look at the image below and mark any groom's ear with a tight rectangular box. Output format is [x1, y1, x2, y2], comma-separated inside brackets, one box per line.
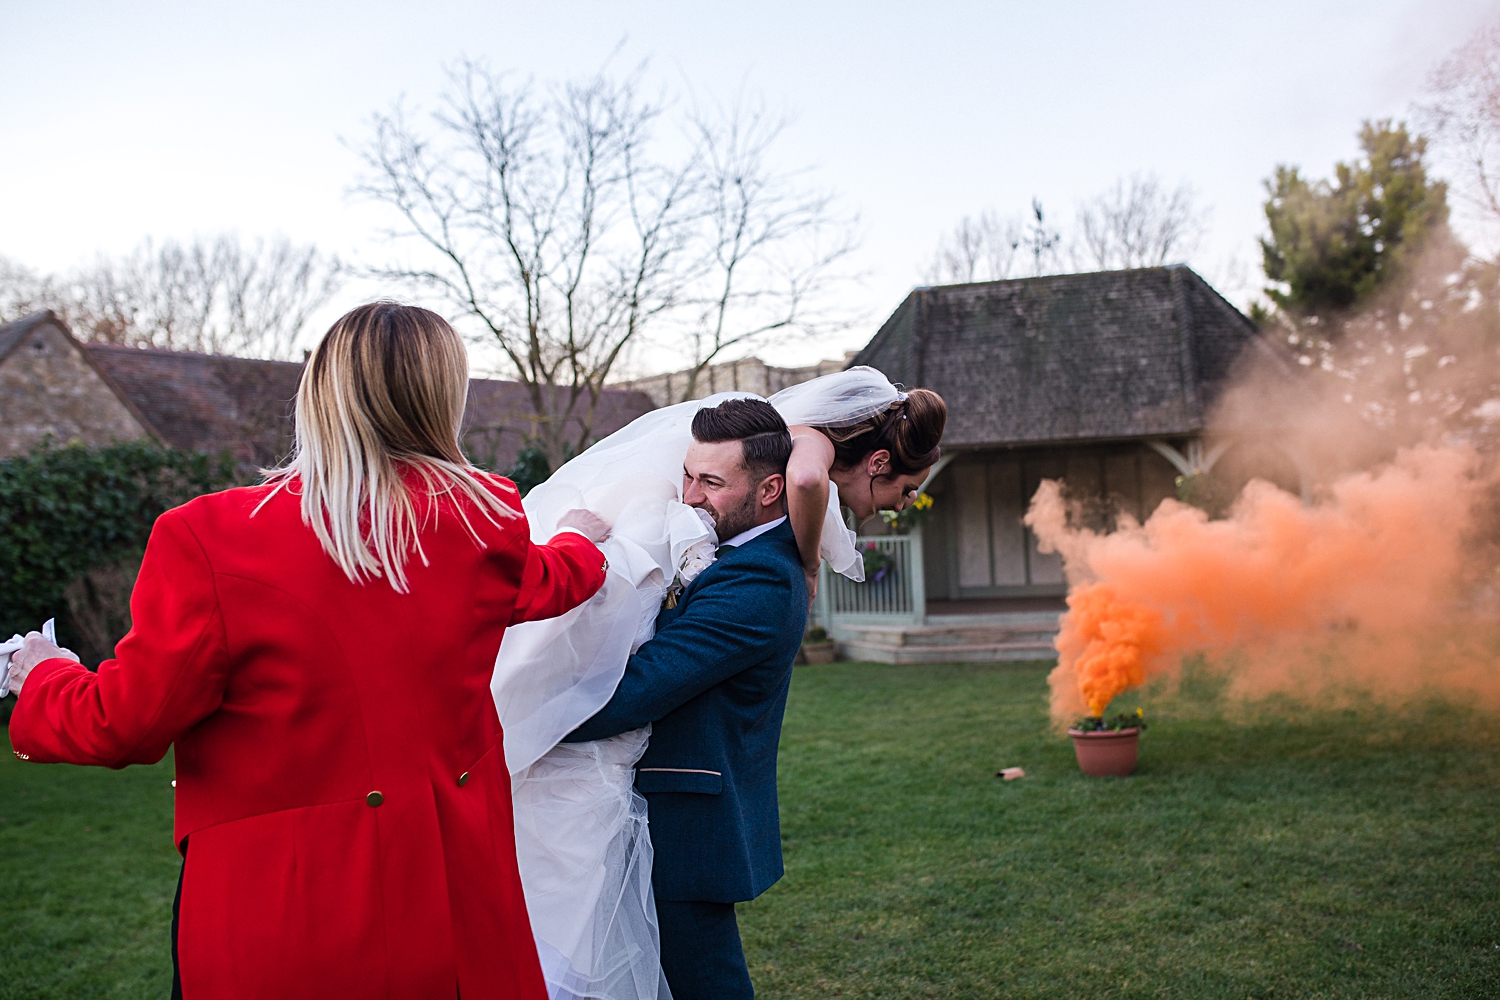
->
[758, 472, 787, 510]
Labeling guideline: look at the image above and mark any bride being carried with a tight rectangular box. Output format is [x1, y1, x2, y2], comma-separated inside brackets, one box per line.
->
[492, 367, 947, 1000]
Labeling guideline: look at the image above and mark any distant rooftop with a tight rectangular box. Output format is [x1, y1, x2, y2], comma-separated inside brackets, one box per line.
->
[853, 265, 1282, 448]
[613, 354, 859, 408]
[0, 311, 655, 474]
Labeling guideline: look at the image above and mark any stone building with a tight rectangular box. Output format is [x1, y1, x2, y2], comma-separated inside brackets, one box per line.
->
[0, 311, 655, 476]
[0, 312, 151, 457]
[614, 353, 858, 408]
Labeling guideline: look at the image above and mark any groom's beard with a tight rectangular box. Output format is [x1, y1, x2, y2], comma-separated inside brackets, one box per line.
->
[695, 490, 759, 544]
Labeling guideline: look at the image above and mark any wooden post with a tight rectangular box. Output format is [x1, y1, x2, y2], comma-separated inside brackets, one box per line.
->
[910, 527, 927, 625]
[817, 560, 833, 634]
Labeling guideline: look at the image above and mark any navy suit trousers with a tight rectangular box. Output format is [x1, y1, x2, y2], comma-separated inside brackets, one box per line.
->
[656, 900, 754, 1000]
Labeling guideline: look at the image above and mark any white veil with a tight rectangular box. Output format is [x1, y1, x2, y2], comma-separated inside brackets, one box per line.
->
[492, 395, 744, 774]
[770, 365, 904, 582]
[495, 367, 908, 1000]
[494, 368, 905, 772]
[768, 365, 903, 427]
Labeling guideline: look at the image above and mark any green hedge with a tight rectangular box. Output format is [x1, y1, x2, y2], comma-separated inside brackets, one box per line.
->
[503, 441, 554, 497]
[0, 441, 238, 646]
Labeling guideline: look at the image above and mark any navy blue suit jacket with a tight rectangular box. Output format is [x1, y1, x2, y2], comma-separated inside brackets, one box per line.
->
[567, 518, 807, 903]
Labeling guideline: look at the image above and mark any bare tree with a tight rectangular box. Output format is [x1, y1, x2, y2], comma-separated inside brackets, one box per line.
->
[356, 62, 857, 461]
[1420, 25, 1500, 257]
[669, 99, 859, 401]
[921, 210, 1022, 284]
[924, 177, 1207, 286]
[0, 257, 64, 323]
[356, 62, 696, 466]
[1072, 173, 1207, 271]
[1, 236, 342, 360]
[215, 238, 346, 359]
[921, 198, 1066, 285]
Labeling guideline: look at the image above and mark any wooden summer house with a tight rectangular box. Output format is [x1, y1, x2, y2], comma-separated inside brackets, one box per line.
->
[819, 265, 1288, 662]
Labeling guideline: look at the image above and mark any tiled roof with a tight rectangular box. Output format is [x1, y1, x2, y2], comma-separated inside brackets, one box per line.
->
[80, 342, 657, 474]
[461, 377, 657, 471]
[852, 265, 1277, 448]
[84, 344, 304, 471]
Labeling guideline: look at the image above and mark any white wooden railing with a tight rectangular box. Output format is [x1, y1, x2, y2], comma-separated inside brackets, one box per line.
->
[813, 531, 926, 628]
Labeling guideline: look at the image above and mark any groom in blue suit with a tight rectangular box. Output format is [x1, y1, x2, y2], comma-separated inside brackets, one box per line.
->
[568, 397, 808, 1000]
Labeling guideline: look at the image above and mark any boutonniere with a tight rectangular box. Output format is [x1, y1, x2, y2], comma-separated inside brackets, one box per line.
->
[663, 512, 718, 609]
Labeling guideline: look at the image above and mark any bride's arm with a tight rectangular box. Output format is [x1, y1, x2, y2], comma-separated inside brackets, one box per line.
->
[786, 428, 835, 597]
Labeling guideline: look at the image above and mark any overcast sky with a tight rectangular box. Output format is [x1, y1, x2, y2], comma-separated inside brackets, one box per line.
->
[3, 1, 1496, 374]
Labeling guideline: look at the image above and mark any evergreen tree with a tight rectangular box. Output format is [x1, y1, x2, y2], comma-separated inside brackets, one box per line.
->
[502, 441, 553, 497]
[1261, 121, 1452, 319]
[1253, 121, 1500, 450]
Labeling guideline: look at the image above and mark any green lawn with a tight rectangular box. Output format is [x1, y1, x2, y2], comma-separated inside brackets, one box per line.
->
[743, 663, 1500, 999]
[2, 663, 1498, 999]
[0, 735, 179, 999]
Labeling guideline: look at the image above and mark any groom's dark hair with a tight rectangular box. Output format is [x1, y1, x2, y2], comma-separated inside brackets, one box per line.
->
[691, 398, 793, 482]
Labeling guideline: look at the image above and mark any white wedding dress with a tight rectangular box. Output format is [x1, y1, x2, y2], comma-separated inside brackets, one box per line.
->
[493, 368, 902, 1000]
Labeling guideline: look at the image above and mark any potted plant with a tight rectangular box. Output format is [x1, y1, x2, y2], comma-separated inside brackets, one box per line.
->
[879, 491, 935, 534]
[1067, 709, 1146, 777]
[860, 543, 895, 584]
[797, 626, 837, 665]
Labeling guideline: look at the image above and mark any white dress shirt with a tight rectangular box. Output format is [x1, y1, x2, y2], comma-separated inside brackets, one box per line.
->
[720, 515, 788, 550]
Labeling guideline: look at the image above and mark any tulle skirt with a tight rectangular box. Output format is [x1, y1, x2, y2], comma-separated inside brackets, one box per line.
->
[512, 729, 672, 1000]
[498, 373, 899, 998]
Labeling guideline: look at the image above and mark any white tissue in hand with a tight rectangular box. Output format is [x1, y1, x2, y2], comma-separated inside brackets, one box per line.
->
[1, 618, 59, 697]
[0, 634, 22, 698]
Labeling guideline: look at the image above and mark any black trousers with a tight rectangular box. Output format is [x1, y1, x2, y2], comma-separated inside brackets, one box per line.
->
[170, 848, 184, 1000]
[655, 899, 754, 1000]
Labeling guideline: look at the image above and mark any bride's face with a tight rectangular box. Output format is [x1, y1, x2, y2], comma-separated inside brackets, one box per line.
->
[838, 451, 932, 521]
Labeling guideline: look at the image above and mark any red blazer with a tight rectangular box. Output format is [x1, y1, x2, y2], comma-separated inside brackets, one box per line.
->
[8, 477, 605, 1000]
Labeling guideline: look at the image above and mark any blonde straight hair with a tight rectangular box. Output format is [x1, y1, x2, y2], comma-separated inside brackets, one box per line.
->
[260, 302, 519, 592]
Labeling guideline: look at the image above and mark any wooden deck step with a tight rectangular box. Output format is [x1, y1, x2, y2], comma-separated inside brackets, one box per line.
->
[827, 613, 1062, 665]
[834, 639, 1057, 665]
[835, 624, 1057, 647]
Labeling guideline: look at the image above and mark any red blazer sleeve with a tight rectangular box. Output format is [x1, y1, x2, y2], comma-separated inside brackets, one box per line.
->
[509, 531, 608, 625]
[9, 510, 231, 768]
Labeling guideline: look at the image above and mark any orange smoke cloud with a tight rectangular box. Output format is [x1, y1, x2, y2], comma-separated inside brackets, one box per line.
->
[1026, 445, 1500, 725]
[1056, 583, 1164, 717]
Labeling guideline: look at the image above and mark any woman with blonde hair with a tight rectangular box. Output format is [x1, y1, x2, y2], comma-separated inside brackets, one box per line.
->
[7, 301, 610, 1000]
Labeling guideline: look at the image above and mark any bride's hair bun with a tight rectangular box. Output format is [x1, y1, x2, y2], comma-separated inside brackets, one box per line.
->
[823, 387, 947, 476]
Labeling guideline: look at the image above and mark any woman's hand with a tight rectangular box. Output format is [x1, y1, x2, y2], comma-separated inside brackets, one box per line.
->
[9, 633, 81, 695]
[556, 509, 612, 543]
[804, 567, 819, 607]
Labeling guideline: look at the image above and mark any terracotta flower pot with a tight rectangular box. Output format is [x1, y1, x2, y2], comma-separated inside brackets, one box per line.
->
[1067, 727, 1140, 777]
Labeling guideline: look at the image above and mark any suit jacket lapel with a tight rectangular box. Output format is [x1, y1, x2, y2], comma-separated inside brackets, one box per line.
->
[668, 519, 795, 616]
